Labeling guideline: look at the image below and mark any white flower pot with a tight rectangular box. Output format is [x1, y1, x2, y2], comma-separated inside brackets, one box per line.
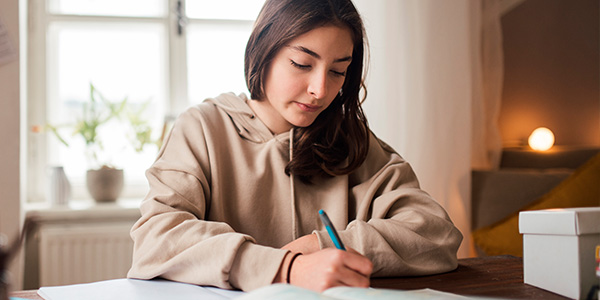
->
[86, 168, 124, 202]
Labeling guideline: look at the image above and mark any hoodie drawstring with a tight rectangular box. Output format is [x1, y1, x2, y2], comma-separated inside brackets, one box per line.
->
[289, 128, 298, 240]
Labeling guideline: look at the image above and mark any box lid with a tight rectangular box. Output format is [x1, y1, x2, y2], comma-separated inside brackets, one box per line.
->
[519, 207, 600, 235]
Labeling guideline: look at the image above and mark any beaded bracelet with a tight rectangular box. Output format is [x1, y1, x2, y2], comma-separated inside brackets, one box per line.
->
[286, 253, 302, 284]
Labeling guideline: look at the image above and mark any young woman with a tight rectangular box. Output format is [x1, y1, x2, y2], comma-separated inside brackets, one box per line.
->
[128, 0, 462, 292]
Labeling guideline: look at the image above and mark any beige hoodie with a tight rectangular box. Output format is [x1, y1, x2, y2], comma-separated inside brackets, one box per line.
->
[128, 93, 462, 291]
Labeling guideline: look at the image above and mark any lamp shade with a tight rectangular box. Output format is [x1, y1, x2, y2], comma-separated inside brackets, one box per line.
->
[528, 127, 555, 151]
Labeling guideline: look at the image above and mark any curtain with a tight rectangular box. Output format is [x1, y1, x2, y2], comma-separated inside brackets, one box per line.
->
[0, 0, 24, 288]
[357, 0, 503, 257]
[472, 0, 504, 170]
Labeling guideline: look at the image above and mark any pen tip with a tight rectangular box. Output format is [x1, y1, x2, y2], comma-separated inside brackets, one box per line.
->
[319, 209, 325, 215]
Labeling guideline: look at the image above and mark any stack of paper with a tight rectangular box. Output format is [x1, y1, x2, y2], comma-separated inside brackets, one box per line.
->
[38, 278, 244, 300]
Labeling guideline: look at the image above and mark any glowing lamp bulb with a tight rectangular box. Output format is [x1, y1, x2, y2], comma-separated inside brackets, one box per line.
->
[528, 127, 554, 151]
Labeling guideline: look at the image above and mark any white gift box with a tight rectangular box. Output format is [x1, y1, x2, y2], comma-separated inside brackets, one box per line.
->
[519, 207, 600, 299]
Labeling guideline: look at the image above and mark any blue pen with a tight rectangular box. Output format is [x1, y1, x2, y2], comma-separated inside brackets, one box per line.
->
[318, 209, 346, 251]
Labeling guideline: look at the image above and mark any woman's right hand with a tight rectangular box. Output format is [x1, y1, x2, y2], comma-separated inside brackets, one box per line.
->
[289, 248, 373, 292]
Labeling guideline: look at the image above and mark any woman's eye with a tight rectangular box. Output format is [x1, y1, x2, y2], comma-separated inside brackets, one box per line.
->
[290, 60, 310, 70]
[330, 70, 346, 77]
[290, 60, 345, 77]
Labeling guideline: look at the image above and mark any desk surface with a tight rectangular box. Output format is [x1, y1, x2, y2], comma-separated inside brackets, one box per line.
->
[11, 255, 566, 300]
[371, 255, 567, 299]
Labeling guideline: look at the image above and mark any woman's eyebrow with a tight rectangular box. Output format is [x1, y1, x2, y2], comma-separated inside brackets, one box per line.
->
[289, 45, 352, 63]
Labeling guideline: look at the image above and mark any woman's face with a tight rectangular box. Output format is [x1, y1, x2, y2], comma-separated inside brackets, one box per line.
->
[256, 25, 354, 134]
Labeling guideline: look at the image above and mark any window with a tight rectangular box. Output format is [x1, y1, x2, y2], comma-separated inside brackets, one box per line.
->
[27, 0, 265, 203]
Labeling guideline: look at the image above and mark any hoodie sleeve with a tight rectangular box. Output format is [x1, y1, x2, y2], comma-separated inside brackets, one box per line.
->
[127, 107, 289, 291]
[313, 134, 463, 277]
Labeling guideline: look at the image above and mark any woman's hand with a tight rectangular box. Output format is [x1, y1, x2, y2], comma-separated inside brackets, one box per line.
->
[289, 248, 373, 292]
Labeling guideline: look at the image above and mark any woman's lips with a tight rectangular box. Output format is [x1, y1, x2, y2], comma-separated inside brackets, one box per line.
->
[296, 102, 321, 112]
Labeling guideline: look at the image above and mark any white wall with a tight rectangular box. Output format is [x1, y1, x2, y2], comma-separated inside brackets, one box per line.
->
[0, 0, 23, 290]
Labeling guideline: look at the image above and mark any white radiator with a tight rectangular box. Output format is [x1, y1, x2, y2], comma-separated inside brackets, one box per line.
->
[38, 222, 134, 286]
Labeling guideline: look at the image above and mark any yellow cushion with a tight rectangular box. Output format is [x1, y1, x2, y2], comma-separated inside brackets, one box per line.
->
[472, 152, 600, 257]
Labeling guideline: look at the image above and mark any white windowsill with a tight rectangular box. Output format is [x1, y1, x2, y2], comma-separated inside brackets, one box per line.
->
[24, 198, 142, 223]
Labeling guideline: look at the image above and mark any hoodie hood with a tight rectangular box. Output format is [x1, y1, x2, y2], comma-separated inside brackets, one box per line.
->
[204, 92, 276, 143]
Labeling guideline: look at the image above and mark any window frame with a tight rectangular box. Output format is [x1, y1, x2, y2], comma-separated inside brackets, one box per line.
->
[26, 0, 258, 203]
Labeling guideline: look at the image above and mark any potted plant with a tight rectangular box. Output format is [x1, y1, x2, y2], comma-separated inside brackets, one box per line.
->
[38, 83, 158, 203]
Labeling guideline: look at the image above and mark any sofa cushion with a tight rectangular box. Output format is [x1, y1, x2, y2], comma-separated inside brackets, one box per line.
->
[472, 152, 600, 256]
[471, 169, 571, 229]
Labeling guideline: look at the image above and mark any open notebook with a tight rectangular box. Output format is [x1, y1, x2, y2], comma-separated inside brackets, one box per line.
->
[38, 279, 489, 300]
[236, 284, 487, 300]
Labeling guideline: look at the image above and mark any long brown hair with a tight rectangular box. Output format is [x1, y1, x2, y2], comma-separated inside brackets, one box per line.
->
[244, 0, 370, 182]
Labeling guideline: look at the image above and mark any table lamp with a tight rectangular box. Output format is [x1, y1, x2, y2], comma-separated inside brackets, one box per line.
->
[528, 127, 554, 151]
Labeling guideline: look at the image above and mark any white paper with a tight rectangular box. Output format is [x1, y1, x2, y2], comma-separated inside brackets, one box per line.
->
[0, 16, 17, 66]
[38, 278, 245, 300]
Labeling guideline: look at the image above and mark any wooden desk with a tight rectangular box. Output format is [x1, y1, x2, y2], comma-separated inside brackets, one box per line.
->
[9, 289, 40, 300]
[371, 255, 567, 299]
[11, 255, 567, 300]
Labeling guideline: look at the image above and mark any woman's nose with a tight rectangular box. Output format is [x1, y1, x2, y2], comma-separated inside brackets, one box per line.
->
[307, 71, 328, 99]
